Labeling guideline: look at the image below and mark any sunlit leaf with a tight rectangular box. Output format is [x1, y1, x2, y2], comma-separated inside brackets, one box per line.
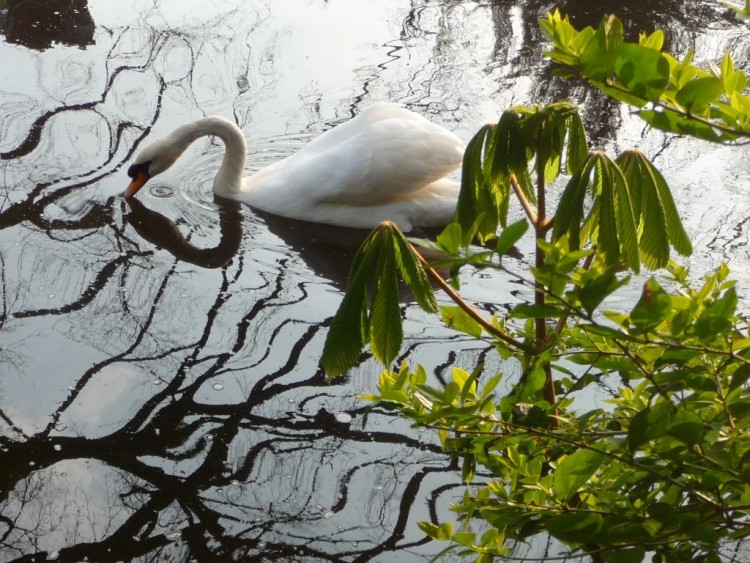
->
[579, 15, 623, 82]
[496, 219, 528, 256]
[442, 305, 483, 338]
[553, 447, 606, 500]
[615, 43, 670, 102]
[436, 222, 462, 255]
[676, 76, 724, 115]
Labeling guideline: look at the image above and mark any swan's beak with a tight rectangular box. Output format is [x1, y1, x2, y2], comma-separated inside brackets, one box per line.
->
[124, 171, 150, 198]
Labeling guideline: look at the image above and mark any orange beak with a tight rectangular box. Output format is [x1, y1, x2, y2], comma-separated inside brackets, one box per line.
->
[124, 171, 150, 198]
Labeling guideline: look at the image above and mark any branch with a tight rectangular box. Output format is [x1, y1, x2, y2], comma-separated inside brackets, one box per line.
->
[411, 246, 533, 353]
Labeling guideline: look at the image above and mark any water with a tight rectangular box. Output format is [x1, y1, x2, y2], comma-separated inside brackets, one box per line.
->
[0, 0, 749, 561]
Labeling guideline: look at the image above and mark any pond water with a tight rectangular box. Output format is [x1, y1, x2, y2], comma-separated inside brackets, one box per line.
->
[0, 1, 749, 561]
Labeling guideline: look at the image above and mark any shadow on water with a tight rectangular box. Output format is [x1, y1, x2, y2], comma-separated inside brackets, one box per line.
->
[0, 0, 749, 561]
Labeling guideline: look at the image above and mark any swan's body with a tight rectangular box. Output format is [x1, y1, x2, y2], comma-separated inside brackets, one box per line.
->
[125, 103, 465, 231]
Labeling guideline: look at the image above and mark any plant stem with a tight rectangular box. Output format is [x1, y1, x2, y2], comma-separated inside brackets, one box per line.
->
[534, 158, 557, 409]
[413, 249, 533, 353]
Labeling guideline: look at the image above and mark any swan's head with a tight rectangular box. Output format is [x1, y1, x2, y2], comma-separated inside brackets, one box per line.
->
[124, 138, 183, 198]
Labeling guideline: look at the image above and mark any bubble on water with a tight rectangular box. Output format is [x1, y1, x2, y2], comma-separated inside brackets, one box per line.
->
[150, 185, 175, 198]
[55, 422, 67, 431]
[165, 531, 182, 541]
[231, 480, 240, 486]
[212, 383, 224, 391]
[53, 444, 62, 451]
[216, 488, 224, 494]
[257, 541, 267, 549]
[324, 511, 334, 519]
[153, 379, 163, 386]
[335, 412, 352, 424]
[47, 551, 60, 561]
[48, 294, 55, 298]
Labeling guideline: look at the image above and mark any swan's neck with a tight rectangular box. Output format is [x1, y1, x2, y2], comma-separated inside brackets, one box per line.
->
[169, 117, 247, 198]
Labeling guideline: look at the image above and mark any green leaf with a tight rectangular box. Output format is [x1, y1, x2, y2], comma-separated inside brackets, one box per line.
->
[546, 512, 604, 543]
[496, 219, 528, 256]
[579, 15, 623, 82]
[666, 410, 704, 446]
[392, 230, 438, 314]
[676, 76, 724, 115]
[615, 43, 670, 102]
[627, 401, 672, 452]
[456, 125, 494, 235]
[638, 108, 723, 142]
[553, 448, 606, 500]
[418, 521, 453, 541]
[565, 111, 589, 174]
[369, 233, 402, 367]
[322, 232, 378, 376]
[436, 222, 462, 255]
[617, 150, 693, 262]
[629, 278, 672, 333]
[441, 305, 483, 338]
[552, 154, 595, 248]
[609, 157, 640, 271]
[492, 110, 528, 177]
[730, 363, 750, 391]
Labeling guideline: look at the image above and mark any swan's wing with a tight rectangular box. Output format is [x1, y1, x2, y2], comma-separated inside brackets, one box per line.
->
[296, 105, 465, 205]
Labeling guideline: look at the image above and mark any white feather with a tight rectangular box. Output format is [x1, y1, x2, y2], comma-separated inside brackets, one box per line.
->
[127, 103, 465, 232]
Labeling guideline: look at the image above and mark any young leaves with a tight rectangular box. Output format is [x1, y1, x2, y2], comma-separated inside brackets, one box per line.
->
[553, 151, 640, 273]
[616, 149, 692, 268]
[455, 103, 588, 241]
[541, 10, 750, 142]
[322, 222, 437, 377]
[553, 149, 692, 273]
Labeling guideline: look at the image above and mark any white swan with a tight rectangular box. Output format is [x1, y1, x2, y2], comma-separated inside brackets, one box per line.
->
[124, 103, 465, 231]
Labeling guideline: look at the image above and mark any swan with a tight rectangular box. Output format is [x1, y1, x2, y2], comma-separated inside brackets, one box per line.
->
[124, 103, 465, 231]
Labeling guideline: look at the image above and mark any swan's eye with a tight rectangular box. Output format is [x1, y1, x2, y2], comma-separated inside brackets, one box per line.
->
[127, 162, 151, 179]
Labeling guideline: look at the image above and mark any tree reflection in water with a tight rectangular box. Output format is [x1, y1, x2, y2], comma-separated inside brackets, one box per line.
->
[0, 0, 748, 561]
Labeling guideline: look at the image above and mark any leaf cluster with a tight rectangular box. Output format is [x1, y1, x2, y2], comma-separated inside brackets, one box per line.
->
[370, 262, 750, 563]
[319, 9, 750, 563]
[540, 10, 750, 142]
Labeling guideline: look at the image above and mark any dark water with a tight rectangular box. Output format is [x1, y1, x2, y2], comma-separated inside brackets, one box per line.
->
[0, 1, 748, 561]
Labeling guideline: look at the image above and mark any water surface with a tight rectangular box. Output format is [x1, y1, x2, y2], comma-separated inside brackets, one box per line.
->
[1, 1, 749, 561]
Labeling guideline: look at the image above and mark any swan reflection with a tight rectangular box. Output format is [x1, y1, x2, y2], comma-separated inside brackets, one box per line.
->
[125, 197, 243, 269]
